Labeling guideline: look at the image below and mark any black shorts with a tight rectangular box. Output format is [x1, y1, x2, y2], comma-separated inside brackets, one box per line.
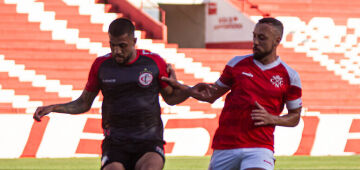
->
[100, 137, 165, 170]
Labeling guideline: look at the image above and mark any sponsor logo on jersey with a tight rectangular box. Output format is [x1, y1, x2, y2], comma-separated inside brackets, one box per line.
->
[102, 79, 116, 83]
[242, 72, 253, 77]
[138, 68, 153, 87]
[270, 75, 283, 88]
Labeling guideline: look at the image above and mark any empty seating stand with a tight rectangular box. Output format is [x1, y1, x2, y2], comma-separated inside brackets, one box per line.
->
[228, 0, 360, 114]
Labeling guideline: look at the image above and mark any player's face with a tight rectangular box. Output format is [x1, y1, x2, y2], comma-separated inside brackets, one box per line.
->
[252, 23, 280, 60]
[109, 33, 137, 65]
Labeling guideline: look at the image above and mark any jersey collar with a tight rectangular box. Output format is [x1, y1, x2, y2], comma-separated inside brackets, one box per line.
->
[253, 56, 281, 71]
[126, 50, 140, 65]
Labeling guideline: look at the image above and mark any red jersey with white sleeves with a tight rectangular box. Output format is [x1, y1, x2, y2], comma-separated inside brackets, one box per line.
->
[213, 54, 302, 151]
[85, 49, 169, 143]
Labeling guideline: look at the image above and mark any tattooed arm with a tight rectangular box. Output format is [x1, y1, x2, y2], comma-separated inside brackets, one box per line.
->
[33, 90, 98, 121]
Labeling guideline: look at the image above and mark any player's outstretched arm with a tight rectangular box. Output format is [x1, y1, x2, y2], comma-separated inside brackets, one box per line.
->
[160, 64, 191, 105]
[161, 80, 229, 104]
[191, 83, 229, 103]
[33, 90, 98, 121]
[161, 64, 229, 104]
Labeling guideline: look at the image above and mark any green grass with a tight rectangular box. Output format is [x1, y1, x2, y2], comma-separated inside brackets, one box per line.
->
[275, 156, 360, 169]
[0, 156, 359, 170]
[0, 157, 100, 170]
[164, 156, 210, 170]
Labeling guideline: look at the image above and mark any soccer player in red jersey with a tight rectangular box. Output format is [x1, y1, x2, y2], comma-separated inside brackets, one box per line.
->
[33, 18, 191, 170]
[164, 17, 302, 170]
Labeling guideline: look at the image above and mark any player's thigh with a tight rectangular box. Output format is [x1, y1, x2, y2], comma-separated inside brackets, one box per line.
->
[101, 138, 131, 170]
[209, 149, 242, 170]
[240, 148, 275, 170]
[135, 152, 164, 170]
[103, 162, 125, 170]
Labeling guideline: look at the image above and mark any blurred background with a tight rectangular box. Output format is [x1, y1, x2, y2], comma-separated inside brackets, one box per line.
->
[0, 0, 359, 160]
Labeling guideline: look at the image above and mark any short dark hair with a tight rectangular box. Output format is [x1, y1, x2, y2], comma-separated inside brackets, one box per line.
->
[258, 17, 284, 39]
[108, 18, 135, 37]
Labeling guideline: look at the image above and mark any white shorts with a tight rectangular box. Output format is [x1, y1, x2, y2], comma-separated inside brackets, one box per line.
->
[208, 148, 275, 170]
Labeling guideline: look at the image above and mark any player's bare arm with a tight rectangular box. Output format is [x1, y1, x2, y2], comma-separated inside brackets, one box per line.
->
[251, 101, 301, 127]
[160, 86, 191, 105]
[160, 64, 191, 105]
[161, 63, 229, 104]
[191, 83, 229, 103]
[33, 90, 98, 121]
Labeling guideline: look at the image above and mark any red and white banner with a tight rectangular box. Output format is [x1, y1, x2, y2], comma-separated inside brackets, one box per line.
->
[0, 113, 359, 158]
[205, 0, 254, 48]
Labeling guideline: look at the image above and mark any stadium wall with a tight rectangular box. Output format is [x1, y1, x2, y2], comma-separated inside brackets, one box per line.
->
[159, 4, 206, 48]
[205, 0, 254, 49]
[159, 0, 254, 48]
[1, 113, 359, 158]
[107, 0, 166, 40]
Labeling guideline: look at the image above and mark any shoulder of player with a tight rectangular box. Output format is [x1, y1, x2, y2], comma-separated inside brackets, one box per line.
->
[94, 53, 112, 63]
[138, 49, 161, 57]
[279, 60, 301, 87]
[89, 53, 112, 69]
[138, 49, 165, 63]
[226, 54, 253, 67]
[279, 60, 299, 77]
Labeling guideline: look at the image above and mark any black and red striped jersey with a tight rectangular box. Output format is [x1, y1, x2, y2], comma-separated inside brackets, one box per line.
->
[85, 49, 169, 142]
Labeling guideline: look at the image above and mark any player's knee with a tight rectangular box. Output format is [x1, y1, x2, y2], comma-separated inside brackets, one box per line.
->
[136, 164, 163, 170]
[135, 159, 163, 170]
[103, 162, 125, 170]
[135, 153, 164, 170]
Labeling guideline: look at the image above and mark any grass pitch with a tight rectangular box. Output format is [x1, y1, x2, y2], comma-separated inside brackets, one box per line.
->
[0, 156, 359, 169]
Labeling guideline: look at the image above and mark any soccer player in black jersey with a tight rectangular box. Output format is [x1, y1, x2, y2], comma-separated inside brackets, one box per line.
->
[33, 18, 191, 170]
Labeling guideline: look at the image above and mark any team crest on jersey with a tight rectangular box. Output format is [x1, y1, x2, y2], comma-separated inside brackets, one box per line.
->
[270, 75, 283, 88]
[138, 68, 153, 87]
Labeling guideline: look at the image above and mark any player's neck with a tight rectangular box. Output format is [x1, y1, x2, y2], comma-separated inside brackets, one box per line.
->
[127, 49, 138, 64]
[257, 50, 278, 65]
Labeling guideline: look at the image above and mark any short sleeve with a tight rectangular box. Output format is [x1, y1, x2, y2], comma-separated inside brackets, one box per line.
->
[85, 56, 108, 92]
[285, 71, 302, 110]
[156, 56, 169, 89]
[215, 55, 250, 88]
[216, 65, 233, 88]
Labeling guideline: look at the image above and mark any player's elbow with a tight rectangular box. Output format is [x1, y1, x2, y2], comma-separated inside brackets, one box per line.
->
[83, 105, 92, 112]
[289, 115, 301, 127]
[289, 121, 299, 127]
[286, 108, 302, 127]
[207, 98, 218, 103]
[77, 102, 93, 114]
[165, 100, 177, 106]
[200, 97, 217, 104]
[163, 97, 181, 106]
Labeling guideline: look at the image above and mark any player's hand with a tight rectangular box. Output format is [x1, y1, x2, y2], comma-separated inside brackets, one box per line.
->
[33, 105, 54, 122]
[191, 83, 217, 100]
[162, 64, 184, 89]
[251, 101, 276, 126]
[166, 63, 177, 80]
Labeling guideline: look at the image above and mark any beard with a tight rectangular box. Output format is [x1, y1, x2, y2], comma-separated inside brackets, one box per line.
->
[253, 47, 273, 61]
[113, 52, 133, 65]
